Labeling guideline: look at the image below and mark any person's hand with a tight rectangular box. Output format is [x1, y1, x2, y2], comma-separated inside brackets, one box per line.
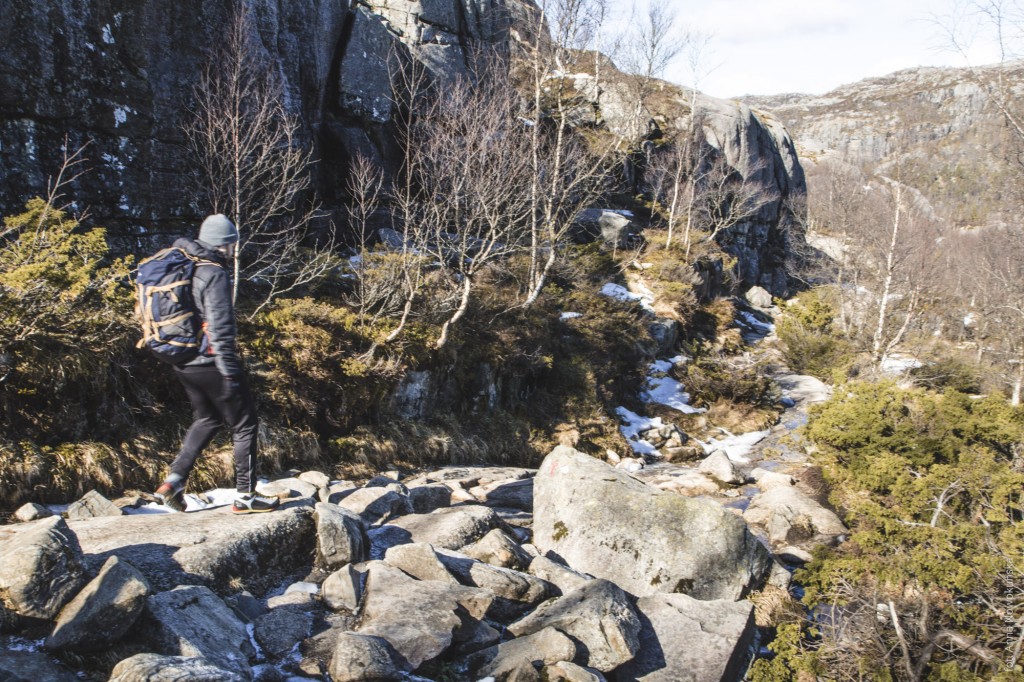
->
[221, 376, 243, 403]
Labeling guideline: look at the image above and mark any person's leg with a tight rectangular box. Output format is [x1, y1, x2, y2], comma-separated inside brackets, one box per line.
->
[216, 372, 278, 513]
[168, 365, 224, 482]
[219, 373, 259, 494]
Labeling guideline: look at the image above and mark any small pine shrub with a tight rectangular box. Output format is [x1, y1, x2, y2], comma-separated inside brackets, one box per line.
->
[776, 287, 852, 380]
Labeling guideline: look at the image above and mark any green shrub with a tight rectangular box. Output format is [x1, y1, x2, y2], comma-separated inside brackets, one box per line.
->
[0, 199, 138, 443]
[772, 380, 1024, 680]
[910, 354, 984, 394]
[776, 288, 853, 380]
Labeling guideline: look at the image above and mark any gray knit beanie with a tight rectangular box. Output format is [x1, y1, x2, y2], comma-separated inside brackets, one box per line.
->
[198, 214, 239, 246]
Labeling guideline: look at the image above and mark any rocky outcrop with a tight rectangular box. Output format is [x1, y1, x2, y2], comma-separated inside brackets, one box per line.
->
[572, 73, 807, 295]
[0, 0, 350, 237]
[0, 0, 514, 236]
[744, 62, 1024, 228]
[533, 446, 773, 601]
[1, 0, 805, 299]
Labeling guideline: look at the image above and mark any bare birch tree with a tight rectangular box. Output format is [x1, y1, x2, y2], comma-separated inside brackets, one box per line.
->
[388, 56, 536, 348]
[185, 6, 335, 315]
[518, 0, 618, 306]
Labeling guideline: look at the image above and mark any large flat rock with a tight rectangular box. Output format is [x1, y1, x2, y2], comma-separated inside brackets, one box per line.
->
[534, 447, 772, 601]
[0, 503, 316, 596]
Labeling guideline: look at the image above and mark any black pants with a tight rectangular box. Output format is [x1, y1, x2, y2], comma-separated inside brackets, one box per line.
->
[171, 364, 258, 494]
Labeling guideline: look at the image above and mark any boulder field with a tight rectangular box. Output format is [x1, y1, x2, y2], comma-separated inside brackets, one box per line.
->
[0, 446, 788, 681]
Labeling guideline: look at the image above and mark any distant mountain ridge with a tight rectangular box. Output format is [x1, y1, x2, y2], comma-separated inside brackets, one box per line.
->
[737, 61, 1024, 226]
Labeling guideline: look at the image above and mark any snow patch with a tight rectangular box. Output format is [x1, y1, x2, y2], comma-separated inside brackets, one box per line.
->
[600, 282, 655, 313]
[738, 311, 774, 334]
[560, 312, 583, 320]
[124, 503, 172, 515]
[699, 429, 770, 464]
[113, 107, 128, 127]
[1, 637, 44, 652]
[183, 488, 238, 512]
[614, 407, 661, 456]
[102, 24, 114, 44]
[640, 358, 705, 414]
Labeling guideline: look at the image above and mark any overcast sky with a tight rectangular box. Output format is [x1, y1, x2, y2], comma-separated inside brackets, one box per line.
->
[629, 0, 1008, 98]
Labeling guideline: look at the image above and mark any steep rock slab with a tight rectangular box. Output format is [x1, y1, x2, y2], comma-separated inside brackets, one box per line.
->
[507, 579, 640, 673]
[144, 585, 254, 679]
[323, 563, 369, 612]
[461, 528, 534, 570]
[546, 661, 607, 681]
[253, 604, 315, 659]
[384, 543, 460, 584]
[435, 547, 552, 617]
[109, 653, 245, 682]
[337, 487, 413, 526]
[469, 477, 534, 511]
[45, 555, 150, 652]
[357, 561, 494, 669]
[528, 555, 594, 596]
[13, 502, 52, 522]
[616, 593, 756, 681]
[0, 516, 86, 619]
[406, 483, 452, 513]
[66, 489, 123, 519]
[534, 446, 772, 601]
[59, 504, 315, 594]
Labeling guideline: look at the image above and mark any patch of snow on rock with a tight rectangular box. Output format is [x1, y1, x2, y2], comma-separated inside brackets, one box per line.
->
[738, 311, 774, 334]
[183, 488, 238, 512]
[600, 282, 655, 313]
[640, 359, 705, 414]
[699, 429, 770, 464]
[614, 407, 661, 456]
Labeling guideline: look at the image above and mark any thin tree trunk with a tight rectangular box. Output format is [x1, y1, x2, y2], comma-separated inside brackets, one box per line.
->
[873, 183, 903, 363]
[435, 275, 473, 349]
[1012, 359, 1024, 406]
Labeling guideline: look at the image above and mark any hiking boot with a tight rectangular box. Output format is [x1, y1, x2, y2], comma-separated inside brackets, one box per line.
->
[155, 478, 186, 512]
[232, 493, 280, 515]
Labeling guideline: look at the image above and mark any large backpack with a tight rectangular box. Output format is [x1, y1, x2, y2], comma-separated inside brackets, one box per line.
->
[134, 247, 219, 365]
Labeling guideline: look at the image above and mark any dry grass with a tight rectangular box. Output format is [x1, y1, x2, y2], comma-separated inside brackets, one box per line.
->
[750, 584, 803, 628]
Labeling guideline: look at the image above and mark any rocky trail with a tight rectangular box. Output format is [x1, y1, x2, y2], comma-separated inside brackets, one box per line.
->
[0, 305, 844, 682]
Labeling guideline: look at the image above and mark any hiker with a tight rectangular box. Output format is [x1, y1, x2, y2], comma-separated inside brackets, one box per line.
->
[152, 214, 279, 514]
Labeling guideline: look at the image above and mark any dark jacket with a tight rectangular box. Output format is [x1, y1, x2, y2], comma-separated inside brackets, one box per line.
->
[173, 238, 244, 377]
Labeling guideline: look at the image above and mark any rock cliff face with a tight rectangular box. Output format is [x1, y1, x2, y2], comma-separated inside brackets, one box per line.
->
[0, 0, 514, 240]
[1, 0, 805, 293]
[570, 70, 806, 295]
